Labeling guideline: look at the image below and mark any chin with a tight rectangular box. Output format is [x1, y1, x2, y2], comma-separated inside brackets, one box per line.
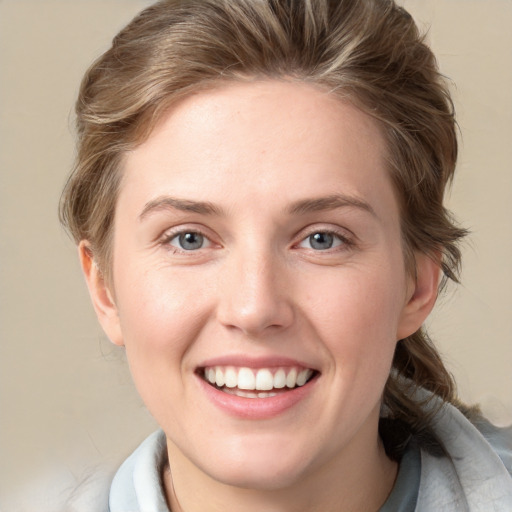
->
[197, 439, 320, 491]
[210, 462, 311, 492]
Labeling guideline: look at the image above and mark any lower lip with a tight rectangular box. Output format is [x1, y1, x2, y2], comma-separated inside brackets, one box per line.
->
[196, 374, 318, 420]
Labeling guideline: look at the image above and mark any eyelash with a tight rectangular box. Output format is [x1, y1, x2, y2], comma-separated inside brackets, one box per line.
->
[160, 227, 213, 254]
[160, 226, 354, 255]
[295, 228, 354, 252]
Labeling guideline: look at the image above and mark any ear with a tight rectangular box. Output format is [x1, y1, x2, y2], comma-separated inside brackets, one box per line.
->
[78, 241, 124, 346]
[396, 253, 441, 340]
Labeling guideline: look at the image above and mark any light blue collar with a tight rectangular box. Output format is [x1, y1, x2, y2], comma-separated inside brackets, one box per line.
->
[109, 430, 169, 512]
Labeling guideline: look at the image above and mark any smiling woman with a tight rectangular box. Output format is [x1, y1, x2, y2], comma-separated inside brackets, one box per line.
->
[57, 0, 512, 511]
[88, 84, 413, 505]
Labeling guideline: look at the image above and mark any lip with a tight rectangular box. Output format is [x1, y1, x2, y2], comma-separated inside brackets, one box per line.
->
[198, 355, 318, 370]
[195, 356, 319, 420]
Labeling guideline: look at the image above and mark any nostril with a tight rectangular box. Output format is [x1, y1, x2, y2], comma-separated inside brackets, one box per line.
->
[217, 303, 295, 336]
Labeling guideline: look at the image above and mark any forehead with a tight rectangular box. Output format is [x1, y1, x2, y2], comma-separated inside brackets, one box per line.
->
[120, 80, 395, 220]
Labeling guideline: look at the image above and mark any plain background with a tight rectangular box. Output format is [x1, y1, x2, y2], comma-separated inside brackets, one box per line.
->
[1, 0, 511, 509]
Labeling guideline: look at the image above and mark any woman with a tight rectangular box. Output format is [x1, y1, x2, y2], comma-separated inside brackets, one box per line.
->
[60, 0, 512, 510]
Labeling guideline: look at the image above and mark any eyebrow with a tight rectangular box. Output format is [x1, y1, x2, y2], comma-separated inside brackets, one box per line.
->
[288, 194, 376, 217]
[139, 193, 376, 221]
[139, 196, 223, 221]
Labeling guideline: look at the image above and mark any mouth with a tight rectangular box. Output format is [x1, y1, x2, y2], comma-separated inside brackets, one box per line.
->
[197, 365, 318, 399]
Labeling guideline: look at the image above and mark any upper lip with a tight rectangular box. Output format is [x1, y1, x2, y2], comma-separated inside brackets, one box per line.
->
[197, 355, 319, 372]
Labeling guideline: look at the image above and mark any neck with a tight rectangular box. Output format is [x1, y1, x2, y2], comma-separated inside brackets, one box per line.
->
[163, 427, 397, 512]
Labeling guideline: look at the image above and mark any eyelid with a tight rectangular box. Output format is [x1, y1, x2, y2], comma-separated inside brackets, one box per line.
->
[293, 225, 356, 251]
[297, 232, 343, 249]
[159, 224, 218, 253]
[169, 232, 212, 250]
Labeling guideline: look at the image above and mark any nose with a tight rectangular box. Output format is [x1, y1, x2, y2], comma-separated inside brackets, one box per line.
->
[216, 248, 294, 337]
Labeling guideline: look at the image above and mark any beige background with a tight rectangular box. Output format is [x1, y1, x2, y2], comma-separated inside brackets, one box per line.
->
[0, 0, 511, 509]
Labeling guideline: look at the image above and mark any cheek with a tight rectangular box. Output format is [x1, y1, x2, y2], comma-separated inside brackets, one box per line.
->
[113, 265, 210, 394]
[306, 262, 406, 367]
[116, 260, 205, 338]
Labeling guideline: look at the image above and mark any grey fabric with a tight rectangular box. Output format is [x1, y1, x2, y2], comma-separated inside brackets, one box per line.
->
[378, 441, 421, 512]
[415, 399, 512, 511]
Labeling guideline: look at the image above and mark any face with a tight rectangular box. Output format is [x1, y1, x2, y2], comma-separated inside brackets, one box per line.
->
[83, 80, 437, 491]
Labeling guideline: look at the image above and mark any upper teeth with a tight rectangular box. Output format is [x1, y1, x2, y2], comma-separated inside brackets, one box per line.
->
[204, 366, 313, 391]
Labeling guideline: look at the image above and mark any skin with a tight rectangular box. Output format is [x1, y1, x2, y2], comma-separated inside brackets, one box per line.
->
[80, 80, 440, 512]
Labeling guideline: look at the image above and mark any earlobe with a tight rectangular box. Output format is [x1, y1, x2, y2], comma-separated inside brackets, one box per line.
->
[396, 253, 441, 340]
[78, 241, 124, 346]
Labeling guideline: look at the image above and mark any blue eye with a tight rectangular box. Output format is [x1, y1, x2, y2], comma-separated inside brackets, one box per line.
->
[169, 232, 210, 251]
[299, 232, 345, 251]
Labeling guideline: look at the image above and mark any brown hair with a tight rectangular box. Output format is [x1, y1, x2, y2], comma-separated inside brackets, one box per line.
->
[60, 0, 467, 457]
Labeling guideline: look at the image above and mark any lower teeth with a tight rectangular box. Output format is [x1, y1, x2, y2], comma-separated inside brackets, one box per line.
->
[221, 387, 281, 399]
